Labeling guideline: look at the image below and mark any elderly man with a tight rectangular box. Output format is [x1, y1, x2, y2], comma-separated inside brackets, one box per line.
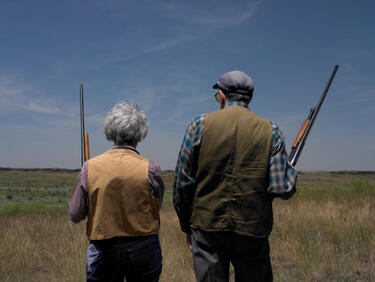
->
[173, 71, 297, 282]
[69, 101, 164, 282]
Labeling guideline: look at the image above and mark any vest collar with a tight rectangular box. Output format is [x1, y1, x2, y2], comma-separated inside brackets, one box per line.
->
[225, 101, 249, 109]
[112, 145, 140, 155]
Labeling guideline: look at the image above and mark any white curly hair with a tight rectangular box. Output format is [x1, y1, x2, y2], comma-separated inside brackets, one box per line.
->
[104, 101, 148, 146]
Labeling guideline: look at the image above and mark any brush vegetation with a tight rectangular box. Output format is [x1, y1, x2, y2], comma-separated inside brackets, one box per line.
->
[0, 169, 374, 281]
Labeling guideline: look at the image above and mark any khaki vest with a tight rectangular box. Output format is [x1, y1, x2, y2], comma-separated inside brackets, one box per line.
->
[87, 149, 160, 240]
[190, 105, 273, 237]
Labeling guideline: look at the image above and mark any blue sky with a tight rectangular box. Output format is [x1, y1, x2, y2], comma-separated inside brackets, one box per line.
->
[0, 0, 374, 171]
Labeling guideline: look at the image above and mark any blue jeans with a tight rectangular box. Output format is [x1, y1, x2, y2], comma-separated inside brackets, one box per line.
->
[86, 235, 162, 282]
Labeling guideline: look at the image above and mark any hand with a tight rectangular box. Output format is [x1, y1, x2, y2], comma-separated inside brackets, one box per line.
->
[186, 233, 192, 251]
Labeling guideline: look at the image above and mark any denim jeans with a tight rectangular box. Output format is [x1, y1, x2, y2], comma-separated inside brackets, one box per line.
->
[86, 235, 162, 282]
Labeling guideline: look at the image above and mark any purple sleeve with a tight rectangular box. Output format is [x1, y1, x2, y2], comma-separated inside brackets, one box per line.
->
[148, 161, 165, 207]
[68, 161, 89, 223]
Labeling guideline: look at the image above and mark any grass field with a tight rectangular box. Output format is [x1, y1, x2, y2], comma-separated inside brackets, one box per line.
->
[0, 168, 374, 281]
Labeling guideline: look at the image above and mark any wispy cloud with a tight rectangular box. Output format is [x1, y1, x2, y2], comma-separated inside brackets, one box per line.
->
[91, 1, 262, 68]
[134, 88, 168, 113]
[0, 74, 31, 97]
[146, 1, 260, 53]
[22, 102, 62, 115]
[0, 87, 23, 97]
[0, 73, 79, 117]
[0, 76, 60, 116]
[94, 35, 196, 69]
[163, 1, 260, 29]
[142, 36, 194, 55]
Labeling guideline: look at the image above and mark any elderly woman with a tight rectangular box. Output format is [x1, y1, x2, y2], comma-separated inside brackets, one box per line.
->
[68, 101, 164, 282]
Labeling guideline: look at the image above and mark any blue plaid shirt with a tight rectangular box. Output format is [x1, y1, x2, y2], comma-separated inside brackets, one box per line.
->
[173, 101, 297, 233]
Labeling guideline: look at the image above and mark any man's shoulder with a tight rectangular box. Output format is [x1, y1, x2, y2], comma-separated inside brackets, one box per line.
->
[191, 113, 206, 123]
[249, 114, 278, 131]
[269, 120, 277, 128]
[206, 107, 272, 124]
[205, 108, 232, 119]
[185, 113, 206, 130]
[269, 120, 282, 134]
[248, 110, 271, 123]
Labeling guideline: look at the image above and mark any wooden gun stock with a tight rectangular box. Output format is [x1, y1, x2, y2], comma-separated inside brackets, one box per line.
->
[84, 133, 90, 161]
[292, 119, 310, 148]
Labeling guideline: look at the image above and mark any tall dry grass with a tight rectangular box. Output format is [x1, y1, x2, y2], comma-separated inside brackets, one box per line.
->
[0, 208, 195, 282]
[0, 172, 374, 281]
[0, 215, 87, 282]
[1, 198, 374, 281]
[271, 196, 375, 281]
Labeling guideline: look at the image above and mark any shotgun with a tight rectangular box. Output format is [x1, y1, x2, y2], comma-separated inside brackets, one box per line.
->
[288, 65, 339, 166]
[80, 84, 90, 166]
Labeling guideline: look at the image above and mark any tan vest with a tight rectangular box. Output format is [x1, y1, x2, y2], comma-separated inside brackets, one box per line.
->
[190, 105, 273, 237]
[86, 149, 160, 240]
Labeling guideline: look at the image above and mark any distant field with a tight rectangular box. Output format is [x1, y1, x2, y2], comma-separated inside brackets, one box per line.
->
[0, 168, 374, 281]
[0, 168, 78, 215]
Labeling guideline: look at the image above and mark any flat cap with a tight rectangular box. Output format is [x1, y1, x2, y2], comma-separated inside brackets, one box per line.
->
[213, 70, 254, 95]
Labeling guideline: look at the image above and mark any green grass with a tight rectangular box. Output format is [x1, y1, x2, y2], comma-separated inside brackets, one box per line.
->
[0, 201, 66, 216]
[0, 168, 177, 217]
[0, 169, 78, 188]
[1, 169, 374, 216]
[295, 173, 375, 200]
[0, 188, 69, 198]
[0, 169, 77, 216]
[295, 179, 374, 200]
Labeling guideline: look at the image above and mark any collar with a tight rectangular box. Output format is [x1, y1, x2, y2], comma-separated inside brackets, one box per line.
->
[112, 145, 140, 155]
[225, 101, 249, 109]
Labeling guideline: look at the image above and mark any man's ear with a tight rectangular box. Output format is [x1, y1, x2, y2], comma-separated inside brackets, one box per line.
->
[219, 90, 227, 109]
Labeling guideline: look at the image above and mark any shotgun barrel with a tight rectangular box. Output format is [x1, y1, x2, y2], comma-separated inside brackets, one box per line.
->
[80, 84, 90, 166]
[288, 65, 339, 166]
[80, 84, 85, 166]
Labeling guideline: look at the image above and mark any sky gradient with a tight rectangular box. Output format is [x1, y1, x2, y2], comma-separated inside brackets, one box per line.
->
[0, 0, 374, 171]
